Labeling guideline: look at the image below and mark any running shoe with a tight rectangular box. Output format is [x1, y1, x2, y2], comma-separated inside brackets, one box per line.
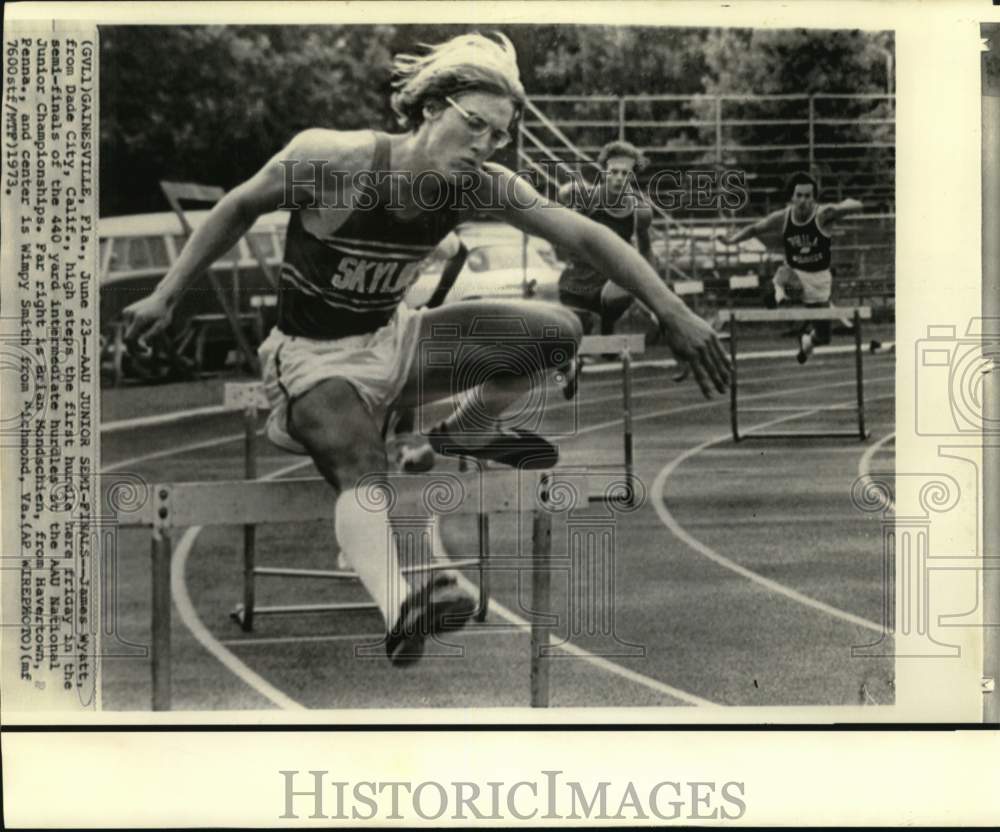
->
[796, 333, 813, 364]
[385, 579, 477, 667]
[559, 357, 582, 401]
[428, 424, 559, 470]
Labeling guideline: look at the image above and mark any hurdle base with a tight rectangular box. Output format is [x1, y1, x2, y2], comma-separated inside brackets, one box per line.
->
[737, 430, 870, 441]
[254, 560, 480, 580]
[234, 557, 488, 630]
[231, 601, 381, 627]
[255, 566, 358, 580]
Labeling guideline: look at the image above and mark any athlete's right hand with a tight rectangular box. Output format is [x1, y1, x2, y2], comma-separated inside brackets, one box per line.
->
[121, 292, 174, 356]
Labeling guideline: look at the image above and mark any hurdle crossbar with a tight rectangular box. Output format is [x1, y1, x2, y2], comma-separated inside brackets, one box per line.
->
[578, 333, 645, 355]
[721, 306, 872, 441]
[716, 307, 872, 323]
[118, 469, 621, 710]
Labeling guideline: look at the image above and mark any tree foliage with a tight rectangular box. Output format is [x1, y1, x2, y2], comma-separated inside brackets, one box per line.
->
[100, 24, 893, 216]
[101, 26, 397, 214]
[530, 26, 711, 95]
[702, 29, 893, 96]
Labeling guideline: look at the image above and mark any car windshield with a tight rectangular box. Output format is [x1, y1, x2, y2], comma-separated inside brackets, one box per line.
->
[465, 244, 554, 273]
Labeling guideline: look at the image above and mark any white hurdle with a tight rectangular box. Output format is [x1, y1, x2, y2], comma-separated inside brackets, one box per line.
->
[222, 383, 489, 632]
[223, 332, 645, 631]
[716, 306, 873, 441]
[115, 469, 628, 710]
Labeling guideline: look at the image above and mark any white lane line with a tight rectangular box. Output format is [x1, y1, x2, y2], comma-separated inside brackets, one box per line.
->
[102, 363, 862, 473]
[103, 405, 229, 433]
[170, 457, 314, 710]
[543, 363, 873, 427]
[859, 432, 896, 480]
[99, 368, 633, 435]
[558, 363, 859, 425]
[437, 520, 720, 708]
[572, 372, 894, 438]
[650, 387, 895, 635]
[100, 344, 895, 433]
[102, 431, 263, 473]
[583, 342, 895, 374]
[856, 431, 897, 517]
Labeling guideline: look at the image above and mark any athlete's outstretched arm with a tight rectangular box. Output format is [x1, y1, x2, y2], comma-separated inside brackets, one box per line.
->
[121, 129, 369, 347]
[720, 208, 785, 246]
[482, 165, 729, 396]
[818, 198, 864, 225]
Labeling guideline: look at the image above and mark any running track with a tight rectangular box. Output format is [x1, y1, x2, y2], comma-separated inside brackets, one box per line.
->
[100, 342, 896, 713]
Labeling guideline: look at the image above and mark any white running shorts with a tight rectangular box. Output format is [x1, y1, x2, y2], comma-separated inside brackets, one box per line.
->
[774, 265, 832, 305]
[258, 304, 424, 454]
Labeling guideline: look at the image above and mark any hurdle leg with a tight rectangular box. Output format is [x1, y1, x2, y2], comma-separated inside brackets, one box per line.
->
[530, 505, 553, 708]
[475, 512, 491, 622]
[621, 347, 635, 507]
[729, 309, 740, 441]
[240, 405, 258, 631]
[854, 310, 868, 440]
[151, 529, 173, 711]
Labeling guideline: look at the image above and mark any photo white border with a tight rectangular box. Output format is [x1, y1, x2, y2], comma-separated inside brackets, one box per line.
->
[2, 0, 998, 825]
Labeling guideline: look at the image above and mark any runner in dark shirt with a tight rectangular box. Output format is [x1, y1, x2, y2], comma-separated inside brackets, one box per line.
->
[557, 141, 656, 339]
[721, 172, 862, 363]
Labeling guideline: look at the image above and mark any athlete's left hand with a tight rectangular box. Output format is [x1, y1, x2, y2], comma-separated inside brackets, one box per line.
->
[658, 310, 730, 397]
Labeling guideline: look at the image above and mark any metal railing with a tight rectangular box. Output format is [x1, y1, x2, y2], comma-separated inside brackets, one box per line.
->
[519, 93, 895, 309]
[522, 93, 895, 213]
[518, 98, 692, 282]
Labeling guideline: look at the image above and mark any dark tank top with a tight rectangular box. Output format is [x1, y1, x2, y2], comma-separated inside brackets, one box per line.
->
[782, 206, 832, 273]
[579, 199, 636, 244]
[277, 132, 462, 339]
[558, 196, 638, 295]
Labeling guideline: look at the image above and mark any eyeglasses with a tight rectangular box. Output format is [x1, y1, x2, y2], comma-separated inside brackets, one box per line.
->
[445, 96, 513, 149]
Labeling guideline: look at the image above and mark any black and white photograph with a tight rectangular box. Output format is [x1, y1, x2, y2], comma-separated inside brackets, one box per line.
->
[1, 1, 997, 826]
[87, 21, 901, 712]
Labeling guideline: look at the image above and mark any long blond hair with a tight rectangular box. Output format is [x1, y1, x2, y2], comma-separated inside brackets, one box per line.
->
[390, 32, 525, 130]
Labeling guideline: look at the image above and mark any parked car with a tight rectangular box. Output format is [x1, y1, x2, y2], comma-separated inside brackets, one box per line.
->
[99, 209, 288, 384]
[405, 222, 564, 307]
[100, 209, 287, 320]
[651, 222, 778, 274]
